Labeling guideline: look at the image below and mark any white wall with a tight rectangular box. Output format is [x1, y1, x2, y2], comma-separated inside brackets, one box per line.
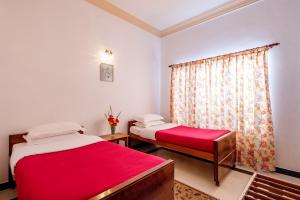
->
[161, 0, 300, 172]
[0, 0, 161, 183]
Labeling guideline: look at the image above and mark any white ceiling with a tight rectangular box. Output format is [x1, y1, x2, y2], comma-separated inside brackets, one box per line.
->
[108, 0, 233, 30]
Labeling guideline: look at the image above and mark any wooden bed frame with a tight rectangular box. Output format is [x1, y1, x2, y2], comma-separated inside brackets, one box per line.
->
[128, 120, 236, 186]
[239, 173, 300, 199]
[9, 132, 175, 200]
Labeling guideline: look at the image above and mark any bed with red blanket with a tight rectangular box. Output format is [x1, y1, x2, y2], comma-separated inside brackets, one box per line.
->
[9, 133, 174, 200]
[128, 121, 236, 186]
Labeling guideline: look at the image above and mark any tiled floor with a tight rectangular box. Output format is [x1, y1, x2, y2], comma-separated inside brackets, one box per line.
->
[151, 149, 300, 200]
[1, 148, 299, 200]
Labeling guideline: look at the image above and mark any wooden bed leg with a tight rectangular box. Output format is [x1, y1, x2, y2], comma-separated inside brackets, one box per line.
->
[8, 165, 15, 188]
[214, 163, 219, 186]
[213, 144, 219, 186]
[214, 164, 220, 186]
[230, 148, 236, 170]
[231, 163, 236, 170]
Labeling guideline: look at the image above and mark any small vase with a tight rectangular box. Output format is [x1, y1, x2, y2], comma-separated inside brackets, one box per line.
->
[110, 125, 116, 135]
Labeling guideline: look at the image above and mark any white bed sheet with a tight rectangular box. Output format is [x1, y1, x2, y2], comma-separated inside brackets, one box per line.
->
[10, 133, 103, 175]
[130, 123, 178, 140]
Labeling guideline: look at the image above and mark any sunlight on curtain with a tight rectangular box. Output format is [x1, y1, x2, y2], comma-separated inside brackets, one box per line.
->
[170, 47, 275, 171]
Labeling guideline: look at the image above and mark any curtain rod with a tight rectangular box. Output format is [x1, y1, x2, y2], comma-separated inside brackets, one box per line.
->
[168, 42, 280, 68]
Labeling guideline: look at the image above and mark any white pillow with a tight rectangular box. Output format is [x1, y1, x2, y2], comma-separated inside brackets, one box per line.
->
[133, 114, 164, 124]
[23, 133, 80, 145]
[134, 120, 165, 128]
[27, 122, 84, 140]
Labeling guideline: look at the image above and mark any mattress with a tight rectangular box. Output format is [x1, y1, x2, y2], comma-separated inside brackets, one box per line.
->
[12, 136, 164, 200]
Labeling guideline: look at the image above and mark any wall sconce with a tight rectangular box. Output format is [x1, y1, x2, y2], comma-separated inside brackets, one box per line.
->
[100, 49, 113, 62]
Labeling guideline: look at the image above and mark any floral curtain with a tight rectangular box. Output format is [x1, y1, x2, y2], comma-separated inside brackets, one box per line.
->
[170, 47, 275, 171]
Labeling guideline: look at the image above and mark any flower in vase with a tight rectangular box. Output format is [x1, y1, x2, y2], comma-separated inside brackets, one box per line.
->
[104, 106, 121, 134]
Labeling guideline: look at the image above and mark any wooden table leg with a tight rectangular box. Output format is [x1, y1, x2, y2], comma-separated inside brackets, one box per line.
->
[128, 136, 131, 148]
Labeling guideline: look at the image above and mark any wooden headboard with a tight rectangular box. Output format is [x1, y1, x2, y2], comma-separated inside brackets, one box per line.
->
[9, 130, 85, 157]
[127, 120, 137, 133]
[9, 133, 27, 157]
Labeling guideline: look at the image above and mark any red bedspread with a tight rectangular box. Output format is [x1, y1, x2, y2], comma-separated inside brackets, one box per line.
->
[155, 126, 230, 153]
[15, 141, 164, 200]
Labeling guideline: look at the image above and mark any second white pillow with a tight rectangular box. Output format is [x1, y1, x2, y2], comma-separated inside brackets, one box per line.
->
[133, 114, 164, 124]
[134, 120, 165, 128]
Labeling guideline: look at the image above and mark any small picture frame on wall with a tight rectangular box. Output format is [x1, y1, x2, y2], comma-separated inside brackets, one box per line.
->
[100, 63, 114, 82]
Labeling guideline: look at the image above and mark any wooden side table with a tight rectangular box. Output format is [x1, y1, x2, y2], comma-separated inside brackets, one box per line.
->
[100, 132, 129, 147]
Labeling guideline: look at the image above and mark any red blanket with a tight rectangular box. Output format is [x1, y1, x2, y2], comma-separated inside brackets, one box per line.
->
[155, 126, 230, 153]
[15, 141, 164, 200]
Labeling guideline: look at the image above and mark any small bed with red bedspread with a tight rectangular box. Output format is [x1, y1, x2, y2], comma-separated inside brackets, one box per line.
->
[9, 133, 174, 200]
[129, 121, 236, 186]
